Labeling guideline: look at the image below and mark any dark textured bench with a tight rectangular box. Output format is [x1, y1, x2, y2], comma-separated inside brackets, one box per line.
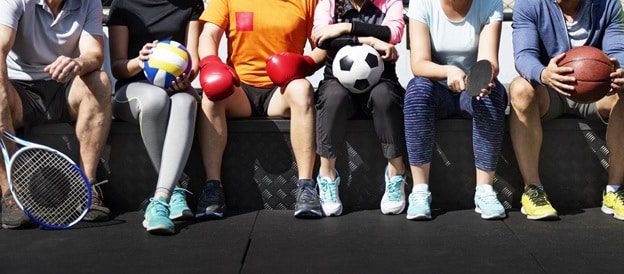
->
[23, 117, 608, 215]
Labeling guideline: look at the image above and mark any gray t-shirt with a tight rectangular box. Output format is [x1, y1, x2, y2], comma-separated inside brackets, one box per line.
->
[0, 0, 103, 81]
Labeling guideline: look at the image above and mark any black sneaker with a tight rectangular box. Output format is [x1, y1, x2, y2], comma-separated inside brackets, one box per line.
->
[195, 180, 226, 219]
[1, 191, 35, 229]
[83, 180, 111, 222]
[293, 179, 322, 218]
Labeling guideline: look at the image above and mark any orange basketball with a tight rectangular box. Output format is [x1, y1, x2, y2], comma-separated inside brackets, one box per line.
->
[557, 46, 614, 103]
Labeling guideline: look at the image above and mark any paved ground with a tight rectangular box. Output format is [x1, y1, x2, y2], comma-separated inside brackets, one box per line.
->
[1, 208, 622, 274]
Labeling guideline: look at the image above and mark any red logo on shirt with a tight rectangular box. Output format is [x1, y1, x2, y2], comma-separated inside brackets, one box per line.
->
[236, 12, 253, 31]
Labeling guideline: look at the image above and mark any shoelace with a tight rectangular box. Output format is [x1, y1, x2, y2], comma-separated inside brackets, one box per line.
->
[614, 189, 624, 203]
[170, 188, 192, 206]
[387, 176, 405, 201]
[89, 180, 109, 205]
[201, 186, 222, 205]
[477, 191, 500, 205]
[150, 198, 169, 216]
[527, 188, 549, 206]
[319, 178, 337, 203]
[299, 185, 320, 202]
[409, 190, 429, 205]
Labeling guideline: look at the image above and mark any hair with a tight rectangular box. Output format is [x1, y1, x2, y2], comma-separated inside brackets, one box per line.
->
[335, 0, 346, 23]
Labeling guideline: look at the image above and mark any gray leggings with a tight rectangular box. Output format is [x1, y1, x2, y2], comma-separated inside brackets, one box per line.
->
[113, 81, 198, 196]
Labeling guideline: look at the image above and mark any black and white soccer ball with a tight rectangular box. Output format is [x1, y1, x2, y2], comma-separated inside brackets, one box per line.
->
[332, 44, 384, 94]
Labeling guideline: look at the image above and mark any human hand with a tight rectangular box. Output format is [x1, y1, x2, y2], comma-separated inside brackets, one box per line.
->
[44, 56, 82, 83]
[367, 38, 398, 63]
[609, 58, 624, 95]
[445, 65, 467, 93]
[167, 70, 196, 94]
[541, 53, 575, 96]
[136, 40, 158, 70]
[312, 23, 350, 47]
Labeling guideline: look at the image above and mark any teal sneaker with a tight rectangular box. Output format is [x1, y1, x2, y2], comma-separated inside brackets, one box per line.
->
[169, 187, 193, 220]
[317, 174, 343, 216]
[474, 185, 506, 220]
[406, 184, 432, 220]
[143, 197, 175, 235]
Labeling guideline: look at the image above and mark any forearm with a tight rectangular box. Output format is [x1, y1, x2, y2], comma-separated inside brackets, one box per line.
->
[74, 51, 104, 76]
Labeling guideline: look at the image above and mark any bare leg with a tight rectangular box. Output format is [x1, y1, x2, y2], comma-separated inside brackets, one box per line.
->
[598, 93, 624, 186]
[67, 71, 112, 181]
[508, 77, 550, 188]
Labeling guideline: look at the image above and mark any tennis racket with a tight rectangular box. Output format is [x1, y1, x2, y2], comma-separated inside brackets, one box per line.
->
[465, 59, 494, 97]
[0, 131, 91, 229]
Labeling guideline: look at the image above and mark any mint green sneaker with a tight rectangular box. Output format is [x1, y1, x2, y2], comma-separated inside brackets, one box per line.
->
[143, 197, 175, 235]
[169, 187, 193, 220]
[474, 185, 506, 219]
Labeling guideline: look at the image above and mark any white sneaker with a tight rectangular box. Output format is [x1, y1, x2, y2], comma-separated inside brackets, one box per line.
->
[317, 174, 343, 216]
[380, 166, 406, 215]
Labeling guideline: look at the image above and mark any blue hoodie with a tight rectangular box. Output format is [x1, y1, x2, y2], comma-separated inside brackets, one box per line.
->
[512, 0, 624, 85]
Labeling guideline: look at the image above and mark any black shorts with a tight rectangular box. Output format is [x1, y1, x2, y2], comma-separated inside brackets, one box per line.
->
[241, 83, 278, 117]
[12, 79, 72, 125]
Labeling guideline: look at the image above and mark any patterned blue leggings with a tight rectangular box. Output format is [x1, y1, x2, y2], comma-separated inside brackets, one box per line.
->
[403, 77, 508, 171]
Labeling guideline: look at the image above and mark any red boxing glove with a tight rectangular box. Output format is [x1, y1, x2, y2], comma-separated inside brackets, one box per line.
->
[198, 55, 240, 101]
[266, 52, 316, 87]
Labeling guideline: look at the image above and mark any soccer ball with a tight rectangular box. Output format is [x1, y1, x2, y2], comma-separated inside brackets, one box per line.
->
[143, 40, 192, 89]
[332, 44, 384, 94]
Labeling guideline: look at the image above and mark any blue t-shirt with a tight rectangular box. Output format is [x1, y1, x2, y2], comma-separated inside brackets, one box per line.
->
[407, 0, 503, 74]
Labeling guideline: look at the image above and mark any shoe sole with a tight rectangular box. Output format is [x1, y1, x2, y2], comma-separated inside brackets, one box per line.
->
[520, 207, 558, 220]
[475, 207, 506, 220]
[170, 210, 195, 221]
[195, 211, 225, 219]
[321, 204, 343, 217]
[380, 203, 406, 215]
[601, 205, 624, 220]
[142, 220, 175, 235]
[294, 208, 323, 219]
[406, 213, 432, 220]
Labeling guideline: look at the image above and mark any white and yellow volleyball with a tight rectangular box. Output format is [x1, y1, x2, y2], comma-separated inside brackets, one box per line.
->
[143, 40, 191, 89]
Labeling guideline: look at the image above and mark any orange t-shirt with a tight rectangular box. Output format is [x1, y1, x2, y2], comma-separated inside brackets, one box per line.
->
[200, 0, 318, 88]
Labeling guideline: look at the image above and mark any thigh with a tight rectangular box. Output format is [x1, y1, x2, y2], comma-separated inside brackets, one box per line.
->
[113, 81, 169, 124]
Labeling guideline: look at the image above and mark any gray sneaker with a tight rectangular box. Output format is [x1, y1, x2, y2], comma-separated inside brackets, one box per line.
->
[293, 179, 322, 218]
[1, 191, 35, 229]
[83, 180, 111, 222]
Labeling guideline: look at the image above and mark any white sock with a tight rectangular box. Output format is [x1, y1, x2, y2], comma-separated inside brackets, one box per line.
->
[606, 184, 620, 193]
[413, 183, 428, 192]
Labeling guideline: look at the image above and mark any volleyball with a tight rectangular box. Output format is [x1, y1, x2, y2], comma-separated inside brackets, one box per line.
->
[143, 40, 192, 89]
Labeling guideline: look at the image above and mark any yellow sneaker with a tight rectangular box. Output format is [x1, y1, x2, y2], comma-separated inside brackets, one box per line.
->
[601, 189, 624, 221]
[520, 185, 558, 220]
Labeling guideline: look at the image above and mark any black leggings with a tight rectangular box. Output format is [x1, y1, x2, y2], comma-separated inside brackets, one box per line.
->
[315, 78, 406, 159]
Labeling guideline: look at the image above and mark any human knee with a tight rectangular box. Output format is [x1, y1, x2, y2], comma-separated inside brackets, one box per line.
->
[283, 79, 314, 108]
[369, 82, 401, 110]
[405, 77, 435, 104]
[75, 71, 112, 104]
[508, 76, 538, 109]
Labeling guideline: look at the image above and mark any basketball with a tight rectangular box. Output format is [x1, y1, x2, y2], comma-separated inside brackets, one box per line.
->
[143, 40, 192, 89]
[332, 44, 384, 94]
[557, 46, 614, 103]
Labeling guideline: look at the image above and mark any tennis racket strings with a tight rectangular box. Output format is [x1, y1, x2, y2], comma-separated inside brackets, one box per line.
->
[10, 147, 90, 227]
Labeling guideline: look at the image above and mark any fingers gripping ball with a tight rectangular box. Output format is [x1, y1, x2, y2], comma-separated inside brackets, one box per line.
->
[557, 46, 614, 103]
[143, 40, 192, 89]
[332, 44, 384, 94]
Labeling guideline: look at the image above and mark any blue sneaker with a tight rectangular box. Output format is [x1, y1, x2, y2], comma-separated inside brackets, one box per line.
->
[406, 184, 432, 220]
[195, 180, 226, 219]
[143, 197, 175, 235]
[474, 185, 506, 219]
[293, 179, 323, 218]
[317, 174, 343, 216]
[169, 187, 193, 220]
[380, 166, 406, 214]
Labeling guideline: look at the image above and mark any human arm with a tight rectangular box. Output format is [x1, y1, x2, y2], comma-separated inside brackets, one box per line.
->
[0, 24, 16, 132]
[312, 0, 404, 49]
[408, 19, 465, 92]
